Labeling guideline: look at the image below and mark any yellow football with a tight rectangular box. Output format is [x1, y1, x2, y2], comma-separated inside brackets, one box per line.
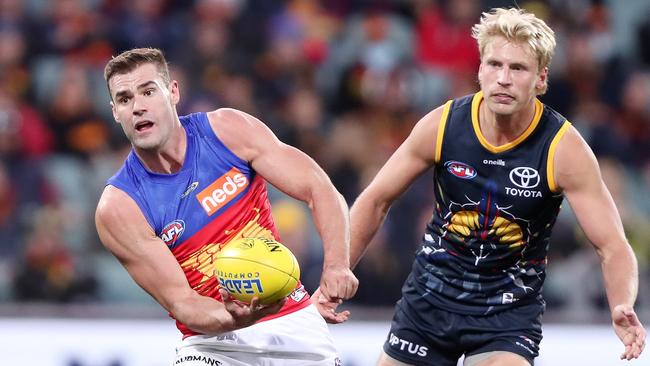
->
[214, 237, 300, 304]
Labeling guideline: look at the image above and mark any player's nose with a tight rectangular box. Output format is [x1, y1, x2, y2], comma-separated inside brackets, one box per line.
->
[132, 96, 147, 116]
[497, 68, 512, 86]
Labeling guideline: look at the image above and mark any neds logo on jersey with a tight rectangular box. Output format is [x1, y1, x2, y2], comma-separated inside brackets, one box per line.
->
[445, 161, 477, 179]
[196, 168, 249, 215]
[160, 220, 185, 246]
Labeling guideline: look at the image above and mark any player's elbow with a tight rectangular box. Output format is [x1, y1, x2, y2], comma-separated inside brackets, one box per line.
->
[169, 302, 204, 334]
[168, 293, 233, 335]
[597, 240, 637, 268]
[352, 187, 392, 217]
[305, 174, 344, 209]
[167, 291, 200, 326]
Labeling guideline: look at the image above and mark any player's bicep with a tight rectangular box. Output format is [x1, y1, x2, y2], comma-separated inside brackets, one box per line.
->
[95, 186, 194, 311]
[555, 128, 626, 252]
[209, 108, 331, 201]
[252, 142, 330, 201]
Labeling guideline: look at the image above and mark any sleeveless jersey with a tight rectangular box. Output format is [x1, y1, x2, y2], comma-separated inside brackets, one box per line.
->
[107, 112, 310, 337]
[406, 91, 571, 315]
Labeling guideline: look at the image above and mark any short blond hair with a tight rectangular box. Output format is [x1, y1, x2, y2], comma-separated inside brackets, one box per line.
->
[472, 8, 556, 94]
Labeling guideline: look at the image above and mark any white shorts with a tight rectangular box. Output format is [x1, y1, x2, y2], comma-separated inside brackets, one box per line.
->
[172, 305, 341, 366]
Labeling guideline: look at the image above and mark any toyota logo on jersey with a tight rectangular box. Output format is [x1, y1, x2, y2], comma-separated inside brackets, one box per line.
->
[509, 167, 540, 189]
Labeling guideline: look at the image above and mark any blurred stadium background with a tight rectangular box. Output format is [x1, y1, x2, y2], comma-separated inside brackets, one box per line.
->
[0, 0, 649, 365]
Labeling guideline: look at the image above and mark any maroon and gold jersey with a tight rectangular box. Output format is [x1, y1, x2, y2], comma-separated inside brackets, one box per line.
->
[107, 112, 310, 337]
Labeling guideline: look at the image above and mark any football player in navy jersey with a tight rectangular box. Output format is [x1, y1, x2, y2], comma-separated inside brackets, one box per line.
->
[95, 48, 357, 365]
[348, 8, 645, 366]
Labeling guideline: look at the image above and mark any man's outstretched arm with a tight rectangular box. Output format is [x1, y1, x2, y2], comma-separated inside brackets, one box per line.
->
[554, 126, 646, 360]
[95, 186, 283, 334]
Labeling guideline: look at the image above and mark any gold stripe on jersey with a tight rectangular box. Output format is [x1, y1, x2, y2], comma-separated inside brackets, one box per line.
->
[471, 91, 544, 153]
[435, 100, 453, 164]
[546, 120, 572, 193]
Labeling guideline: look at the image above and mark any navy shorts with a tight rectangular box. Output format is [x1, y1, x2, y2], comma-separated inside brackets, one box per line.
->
[382, 296, 544, 366]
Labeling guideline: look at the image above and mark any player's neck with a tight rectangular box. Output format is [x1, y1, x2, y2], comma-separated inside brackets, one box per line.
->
[135, 125, 187, 174]
[479, 101, 536, 146]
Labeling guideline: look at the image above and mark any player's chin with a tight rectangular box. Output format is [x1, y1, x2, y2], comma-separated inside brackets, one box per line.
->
[132, 136, 161, 150]
[490, 102, 517, 115]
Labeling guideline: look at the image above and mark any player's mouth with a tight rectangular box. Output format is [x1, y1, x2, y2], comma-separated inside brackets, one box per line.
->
[134, 120, 154, 132]
[491, 93, 515, 103]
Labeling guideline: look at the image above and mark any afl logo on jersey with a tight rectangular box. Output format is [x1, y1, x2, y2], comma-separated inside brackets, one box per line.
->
[509, 167, 540, 189]
[160, 220, 185, 247]
[445, 161, 477, 180]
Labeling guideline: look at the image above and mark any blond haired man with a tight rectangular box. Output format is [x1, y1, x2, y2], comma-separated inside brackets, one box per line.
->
[348, 8, 646, 366]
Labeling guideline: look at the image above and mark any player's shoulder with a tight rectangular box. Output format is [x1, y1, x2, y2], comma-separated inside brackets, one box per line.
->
[205, 108, 276, 161]
[95, 185, 156, 253]
[552, 123, 600, 190]
[95, 185, 141, 226]
[207, 108, 269, 135]
[409, 101, 454, 149]
[207, 108, 257, 127]
[416, 102, 451, 131]
[397, 101, 453, 165]
[554, 123, 591, 158]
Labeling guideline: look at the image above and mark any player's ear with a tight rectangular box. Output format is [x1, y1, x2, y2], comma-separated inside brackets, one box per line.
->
[536, 67, 548, 91]
[170, 80, 180, 105]
[110, 101, 120, 123]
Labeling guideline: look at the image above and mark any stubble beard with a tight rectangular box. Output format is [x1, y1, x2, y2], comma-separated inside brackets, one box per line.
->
[130, 132, 164, 152]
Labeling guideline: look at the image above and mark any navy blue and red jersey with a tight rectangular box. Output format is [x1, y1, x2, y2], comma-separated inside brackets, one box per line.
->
[107, 112, 310, 337]
[406, 91, 571, 315]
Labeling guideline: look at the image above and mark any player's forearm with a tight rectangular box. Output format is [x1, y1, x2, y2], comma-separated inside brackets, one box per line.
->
[599, 243, 639, 313]
[349, 194, 390, 269]
[310, 189, 351, 269]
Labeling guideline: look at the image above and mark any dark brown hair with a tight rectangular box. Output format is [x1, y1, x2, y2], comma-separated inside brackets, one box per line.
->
[104, 48, 171, 97]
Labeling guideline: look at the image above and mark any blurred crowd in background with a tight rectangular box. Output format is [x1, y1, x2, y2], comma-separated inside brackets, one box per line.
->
[1, 0, 649, 322]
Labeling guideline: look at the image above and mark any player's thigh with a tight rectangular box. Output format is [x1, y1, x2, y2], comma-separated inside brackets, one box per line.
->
[377, 350, 417, 366]
[464, 351, 530, 366]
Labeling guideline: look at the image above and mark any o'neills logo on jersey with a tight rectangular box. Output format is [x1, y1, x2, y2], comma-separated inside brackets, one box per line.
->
[196, 168, 249, 215]
[445, 160, 477, 179]
[483, 158, 505, 166]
